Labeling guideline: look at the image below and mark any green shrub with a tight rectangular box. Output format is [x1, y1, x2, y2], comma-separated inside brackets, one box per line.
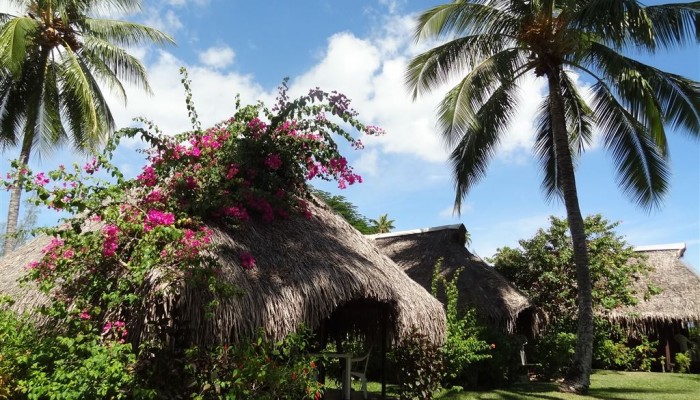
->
[675, 352, 691, 373]
[431, 260, 491, 388]
[0, 304, 137, 400]
[392, 328, 443, 400]
[593, 321, 657, 371]
[0, 301, 36, 399]
[535, 331, 576, 378]
[184, 329, 322, 400]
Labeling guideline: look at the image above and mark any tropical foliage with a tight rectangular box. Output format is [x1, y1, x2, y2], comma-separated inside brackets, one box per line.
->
[0, 0, 174, 254]
[492, 215, 659, 376]
[313, 189, 377, 234]
[407, 0, 699, 391]
[431, 258, 492, 388]
[369, 213, 395, 234]
[0, 75, 382, 398]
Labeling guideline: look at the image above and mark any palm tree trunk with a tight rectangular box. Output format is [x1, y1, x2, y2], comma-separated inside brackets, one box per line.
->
[1, 138, 32, 256]
[547, 68, 594, 394]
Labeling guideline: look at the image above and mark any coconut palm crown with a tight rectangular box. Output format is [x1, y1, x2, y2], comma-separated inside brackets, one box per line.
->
[406, 0, 699, 393]
[0, 0, 174, 254]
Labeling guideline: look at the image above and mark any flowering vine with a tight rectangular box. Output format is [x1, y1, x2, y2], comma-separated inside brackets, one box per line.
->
[1, 72, 384, 359]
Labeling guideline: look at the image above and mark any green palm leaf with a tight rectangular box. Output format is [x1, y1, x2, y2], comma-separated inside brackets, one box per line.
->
[590, 80, 670, 209]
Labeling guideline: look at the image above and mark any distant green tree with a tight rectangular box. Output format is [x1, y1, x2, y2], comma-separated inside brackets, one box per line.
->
[369, 213, 395, 234]
[491, 215, 659, 375]
[492, 215, 653, 323]
[312, 189, 376, 234]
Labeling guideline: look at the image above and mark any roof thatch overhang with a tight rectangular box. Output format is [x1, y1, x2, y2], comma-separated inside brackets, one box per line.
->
[606, 244, 700, 333]
[0, 200, 446, 346]
[368, 224, 537, 334]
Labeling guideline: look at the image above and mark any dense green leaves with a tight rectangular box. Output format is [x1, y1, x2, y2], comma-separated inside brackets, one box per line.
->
[492, 215, 652, 324]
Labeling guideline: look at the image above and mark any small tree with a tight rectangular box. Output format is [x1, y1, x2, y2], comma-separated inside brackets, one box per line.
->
[492, 215, 659, 375]
[369, 213, 395, 234]
[492, 215, 653, 324]
[312, 189, 375, 234]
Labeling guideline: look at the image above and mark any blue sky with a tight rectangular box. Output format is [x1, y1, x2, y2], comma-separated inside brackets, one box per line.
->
[1, 0, 699, 270]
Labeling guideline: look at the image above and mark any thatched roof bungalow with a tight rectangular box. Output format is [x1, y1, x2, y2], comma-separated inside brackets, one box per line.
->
[368, 224, 538, 335]
[608, 243, 700, 331]
[0, 199, 446, 348]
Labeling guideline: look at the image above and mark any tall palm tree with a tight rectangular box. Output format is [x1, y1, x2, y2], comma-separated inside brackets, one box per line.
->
[370, 213, 396, 233]
[0, 0, 174, 254]
[406, 0, 698, 393]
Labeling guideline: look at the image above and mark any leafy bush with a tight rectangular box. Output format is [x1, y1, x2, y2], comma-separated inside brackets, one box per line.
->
[392, 328, 443, 400]
[675, 352, 691, 373]
[534, 331, 577, 378]
[431, 260, 491, 387]
[493, 215, 660, 377]
[593, 321, 657, 371]
[184, 329, 322, 399]
[0, 301, 35, 399]
[0, 303, 137, 400]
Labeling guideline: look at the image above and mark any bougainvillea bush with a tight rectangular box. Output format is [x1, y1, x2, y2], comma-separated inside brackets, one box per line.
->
[0, 73, 382, 398]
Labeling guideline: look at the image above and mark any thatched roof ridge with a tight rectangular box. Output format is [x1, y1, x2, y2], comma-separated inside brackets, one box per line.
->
[369, 224, 535, 334]
[0, 200, 446, 346]
[607, 243, 700, 332]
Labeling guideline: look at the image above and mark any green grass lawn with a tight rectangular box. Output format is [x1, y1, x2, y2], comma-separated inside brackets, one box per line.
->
[353, 370, 700, 400]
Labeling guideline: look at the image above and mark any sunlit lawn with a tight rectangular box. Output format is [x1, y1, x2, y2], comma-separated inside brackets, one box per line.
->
[328, 370, 700, 400]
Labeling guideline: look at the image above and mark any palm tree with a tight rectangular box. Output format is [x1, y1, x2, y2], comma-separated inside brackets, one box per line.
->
[369, 213, 395, 234]
[406, 0, 698, 393]
[0, 0, 174, 254]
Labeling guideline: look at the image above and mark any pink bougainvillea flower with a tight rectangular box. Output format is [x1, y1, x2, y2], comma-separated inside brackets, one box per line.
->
[34, 172, 50, 187]
[79, 311, 91, 320]
[239, 252, 256, 269]
[102, 224, 120, 257]
[137, 166, 158, 187]
[264, 153, 282, 170]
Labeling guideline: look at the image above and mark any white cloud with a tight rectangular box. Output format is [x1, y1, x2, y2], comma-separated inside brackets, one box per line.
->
[108, 50, 269, 137]
[198, 46, 236, 69]
[354, 149, 380, 177]
[144, 9, 183, 34]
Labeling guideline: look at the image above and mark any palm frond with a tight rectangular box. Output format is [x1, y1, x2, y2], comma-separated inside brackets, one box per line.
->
[560, 70, 594, 154]
[645, 2, 700, 49]
[82, 36, 150, 95]
[450, 81, 519, 212]
[414, 0, 519, 42]
[533, 96, 561, 201]
[590, 81, 670, 209]
[83, 18, 175, 47]
[435, 48, 529, 146]
[583, 42, 699, 143]
[0, 16, 39, 76]
[569, 0, 655, 49]
[406, 33, 513, 99]
[57, 46, 110, 151]
[35, 64, 67, 159]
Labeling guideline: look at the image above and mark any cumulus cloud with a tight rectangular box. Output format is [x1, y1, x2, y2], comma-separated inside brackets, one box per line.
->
[144, 9, 183, 34]
[108, 50, 269, 137]
[198, 46, 236, 69]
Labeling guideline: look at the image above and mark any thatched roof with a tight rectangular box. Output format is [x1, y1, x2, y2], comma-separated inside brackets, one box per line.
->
[607, 243, 700, 332]
[368, 224, 536, 334]
[0, 200, 445, 346]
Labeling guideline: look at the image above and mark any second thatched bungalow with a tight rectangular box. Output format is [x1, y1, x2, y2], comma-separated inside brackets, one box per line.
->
[607, 243, 700, 371]
[369, 224, 539, 336]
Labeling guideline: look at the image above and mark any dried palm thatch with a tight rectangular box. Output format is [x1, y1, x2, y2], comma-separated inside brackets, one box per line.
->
[607, 243, 700, 333]
[369, 224, 538, 334]
[0, 200, 445, 346]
